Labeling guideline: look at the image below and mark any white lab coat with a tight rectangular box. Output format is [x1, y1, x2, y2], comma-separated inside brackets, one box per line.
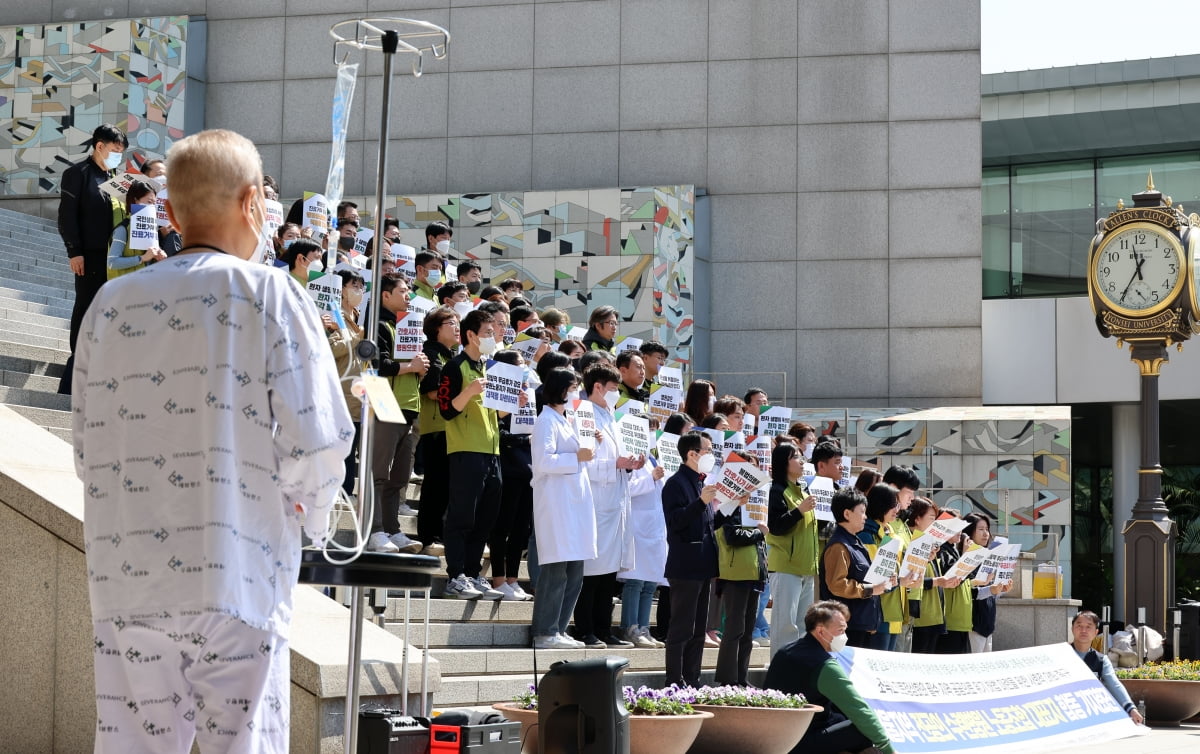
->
[531, 406, 597, 565]
[584, 403, 632, 576]
[619, 464, 667, 585]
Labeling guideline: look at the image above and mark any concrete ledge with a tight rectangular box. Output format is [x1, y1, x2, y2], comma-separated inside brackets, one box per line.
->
[994, 597, 1082, 651]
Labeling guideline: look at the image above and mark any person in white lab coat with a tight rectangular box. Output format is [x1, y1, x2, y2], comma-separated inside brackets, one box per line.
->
[617, 456, 667, 648]
[73, 129, 353, 753]
[573, 363, 645, 648]
[529, 367, 596, 649]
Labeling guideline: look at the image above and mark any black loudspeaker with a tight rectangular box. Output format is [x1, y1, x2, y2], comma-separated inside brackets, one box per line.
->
[537, 657, 630, 754]
[1175, 603, 1200, 660]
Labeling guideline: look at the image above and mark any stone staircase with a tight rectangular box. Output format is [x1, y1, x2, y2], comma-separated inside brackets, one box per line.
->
[0, 206, 73, 442]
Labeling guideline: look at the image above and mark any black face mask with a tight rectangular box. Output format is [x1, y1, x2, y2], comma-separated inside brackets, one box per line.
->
[338, 235, 355, 251]
[466, 280, 482, 295]
[569, 357, 581, 373]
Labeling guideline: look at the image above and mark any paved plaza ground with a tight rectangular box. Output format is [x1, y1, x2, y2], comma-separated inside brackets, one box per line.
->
[1046, 722, 1200, 752]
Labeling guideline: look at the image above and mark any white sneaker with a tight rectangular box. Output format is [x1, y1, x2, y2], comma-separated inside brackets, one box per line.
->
[473, 576, 504, 601]
[557, 633, 586, 648]
[625, 626, 656, 648]
[389, 531, 423, 554]
[397, 503, 417, 516]
[442, 573, 483, 599]
[367, 532, 400, 553]
[532, 635, 560, 649]
[497, 582, 523, 601]
[509, 583, 531, 601]
[420, 542, 445, 557]
[641, 627, 665, 648]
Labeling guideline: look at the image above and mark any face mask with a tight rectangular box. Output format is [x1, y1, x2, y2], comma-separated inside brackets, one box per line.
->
[477, 336, 498, 355]
[828, 632, 848, 653]
[466, 280, 482, 295]
[802, 442, 815, 460]
[104, 150, 123, 170]
[453, 301, 474, 319]
[282, 238, 297, 250]
[604, 389, 619, 412]
[557, 324, 569, 340]
[696, 453, 716, 475]
[344, 288, 364, 308]
[436, 239, 451, 254]
[707, 395, 716, 412]
[338, 235, 355, 251]
[248, 201, 271, 263]
[570, 357, 581, 373]
[427, 269, 442, 286]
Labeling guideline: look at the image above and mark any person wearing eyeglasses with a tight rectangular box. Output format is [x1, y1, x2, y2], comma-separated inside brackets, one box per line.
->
[582, 305, 619, 354]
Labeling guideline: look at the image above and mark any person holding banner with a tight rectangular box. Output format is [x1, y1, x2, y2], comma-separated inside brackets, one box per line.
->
[662, 430, 721, 687]
[961, 513, 1010, 652]
[105, 179, 167, 280]
[764, 601, 896, 754]
[766, 441, 820, 658]
[1071, 610, 1144, 724]
[582, 305, 619, 353]
[713, 499, 768, 687]
[819, 488, 894, 648]
[903, 499, 962, 653]
[858, 484, 908, 651]
[140, 158, 182, 257]
[530, 367, 596, 649]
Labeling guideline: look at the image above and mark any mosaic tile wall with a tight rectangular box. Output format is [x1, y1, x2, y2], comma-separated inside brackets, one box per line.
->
[0, 16, 191, 195]
[791, 405, 1075, 592]
[344, 186, 697, 368]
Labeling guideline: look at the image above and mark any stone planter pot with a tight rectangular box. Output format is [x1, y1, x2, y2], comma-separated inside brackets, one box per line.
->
[688, 703, 823, 754]
[492, 702, 713, 754]
[1118, 679, 1200, 726]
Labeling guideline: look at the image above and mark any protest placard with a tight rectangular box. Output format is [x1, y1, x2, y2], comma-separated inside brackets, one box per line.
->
[722, 430, 746, 457]
[572, 399, 596, 450]
[900, 514, 971, 580]
[352, 227, 373, 256]
[302, 191, 329, 234]
[482, 359, 524, 413]
[264, 198, 283, 235]
[656, 365, 684, 391]
[714, 453, 771, 523]
[393, 312, 424, 361]
[863, 538, 903, 586]
[647, 384, 683, 423]
[699, 428, 725, 477]
[949, 543, 993, 581]
[615, 411, 651, 459]
[994, 543, 1023, 586]
[391, 242, 416, 277]
[841, 455, 854, 487]
[502, 326, 517, 346]
[156, 187, 171, 227]
[758, 405, 792, 436]
[566, 325, 587, 341]
[835, 643, 1145, 753]
[98, 172, 154, 202]
[306, 273, 342, 314]
[511, 387, 536, 435]
[360, 374, 406, 424]
[615, 396, 646, 419]
[407, 294, 434, 319]
[616, 336, 643, 354]
[511, 332, 544, 362]
[127, 204, 158, 251]
[655, 431, 683, 475]
[807, 475, 836, 522]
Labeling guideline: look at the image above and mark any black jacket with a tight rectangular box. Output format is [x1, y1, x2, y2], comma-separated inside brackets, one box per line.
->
[582, 326, 614, 353]
[58, 156, 119, 258]
[662, 465, 717, 580]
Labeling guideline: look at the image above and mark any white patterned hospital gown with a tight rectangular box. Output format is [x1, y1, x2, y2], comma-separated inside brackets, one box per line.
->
[73, 251, 354, 635]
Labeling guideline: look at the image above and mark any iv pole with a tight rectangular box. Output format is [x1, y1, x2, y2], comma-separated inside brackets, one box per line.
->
[324, 19, 450, 754]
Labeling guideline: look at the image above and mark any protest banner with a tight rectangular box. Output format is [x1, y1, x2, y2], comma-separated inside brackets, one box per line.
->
[616, 335, 643, 354]
[994, 543, 1023, 587]
[566, 325, 587, 341]
[306, 273, 342, 315]
[392, 312, 424, 361]
[156, 187, 171, 227]
[482, 359, 524, 413]
[807, 475, 836, 522]
[615, 411, 651, 459]
[511, 332, 544, 362]
[352, 227, 373, 256]
[656, 365, 684, 391]
[511, 387, 536, 435]
[647, 384, 683, 423]
[948, 543, 993, 581]
[834, 643, 1145, 753]
[407, 294, 434, 319]
[901, 514, 970, 580]
[98, 172, 155, 202]
[127, 204, 158, 251]
[758, 405, 792, 436]
[263, 198, 283, 235]
[302, 191, 330, 235]
[863, 538, 903, 586]
[714, 452, 771, 523]
[655, 431, 683, 475]
[572, 399, 597, 450]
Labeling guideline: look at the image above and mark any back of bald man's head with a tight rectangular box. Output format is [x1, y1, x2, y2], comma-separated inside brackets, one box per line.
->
[166, 129, 263, 232]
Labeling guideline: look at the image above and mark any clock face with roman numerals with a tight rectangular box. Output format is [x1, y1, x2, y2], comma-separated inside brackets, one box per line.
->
[1093, 222, 1185, 314]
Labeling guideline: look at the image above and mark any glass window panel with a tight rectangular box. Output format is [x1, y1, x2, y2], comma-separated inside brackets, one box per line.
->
[983, 167, 1011, 298]
[1098, 152, 1200, 215]
[1011, 161, 1094, 298]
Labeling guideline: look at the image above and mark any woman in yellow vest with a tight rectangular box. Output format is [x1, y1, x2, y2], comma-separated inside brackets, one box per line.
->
[766, 441, 819, 658]
[858, 484, 907, 651]
[106, 180, 166, 279]
[904, 498, 962, 653]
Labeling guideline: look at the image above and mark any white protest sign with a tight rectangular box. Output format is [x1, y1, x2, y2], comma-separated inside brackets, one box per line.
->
[616, 336, 643, 354]
[511, 387, 537, 435]
[306, 273, 342, 316]
[994, 543, 1023, 586]
[353, 227, 373, 256]
[616, 396, 647, 422]
[949, 543, 993, 581]
[391, 242, 417, 277]
[571, 399, 597, 450]
[758, 405, 792, 436]
[807, 475, 836, 522]
[900, 515, 970, 580]
[614, 411, 651, 459]
[863, 537, 903, 586]
[302, 191, 330, 234]
[407, 294, 434, 319]
[98, 172, 151, 202]
[482, 359, 524, 413]
[127, 204, 158, 251]
[264, 198, 284, 235]
[841, 455, 854, 487]
[929, 514, 970, 542]
[392, 312, 424, 361]
[511, 332, 544, 362]
[722, 430, 746, 457]
[745, 434, 773, 522]
[647, 384, 683, 423]
[502, 326, 517, 346]
[155, 187, 170, 227]
[655, 431, 682, 475]
[700, 428, 725, 477]
[656, 365, 684, 392]
[566, 325, 587, 341]
[714, 453, 771, 523]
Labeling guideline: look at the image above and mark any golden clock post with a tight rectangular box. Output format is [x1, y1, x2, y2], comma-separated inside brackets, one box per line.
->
[1087, 174, 1197, 635]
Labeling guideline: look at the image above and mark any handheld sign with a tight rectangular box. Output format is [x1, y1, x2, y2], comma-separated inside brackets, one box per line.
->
[302, 191, 330, 234]
[502, 326, 517, 346]
[566, 325, 587, 341]
[407, 294, 434, 319]
[616, 336, 643, 355]
[616, 396, 647, 421]
[993, 543, 1022, 586]
[98, 172, 156, 202]
[392, 312, 424, 361]
[391, 242, 417, 278]
[352, 227, 373, 256]
[306, 273, 342, 315]
[263, 198, 284, 235]
[360, 374, 407, 424]
[807, 475, 836, 522]
[482, 359, 524, 413]
[127, 204, 158, 251]
[614, 411, 651, 459]
[758, 405, 792, 436]
[714, 452, 771, 523]
[655, 431, 682, 475]
[647, 384, 683, 423]
[511, 332, 544, 362]
[863, 538, 903, 586]
[948, 542, 992, 581]
[722, 430, 746, 457]
[840, 455, 854, 487]
[572, 399, 597, 450]
[745, 434, 773, 521]
[656, 365, 684, 391]
[155, 187, 171, 227]
[511, 387, 536, 435]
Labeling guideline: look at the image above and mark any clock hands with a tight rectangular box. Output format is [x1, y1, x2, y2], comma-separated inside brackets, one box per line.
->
[1118, 253, 1147, 303]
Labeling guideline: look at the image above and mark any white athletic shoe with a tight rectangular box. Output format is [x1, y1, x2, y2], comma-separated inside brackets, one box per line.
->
[641, 627, 665, 648]
[397, 503, 417, 516]
[509, 583, 531, 601]
[557, 633, 586, 648]
[388, 531, 423, 554]
[497, 582, 523, 601]
[366, 532, 400, 553]
[472, 576, 504, 601]
[442, 573, 483, 599]
[626, 626, 656, 648]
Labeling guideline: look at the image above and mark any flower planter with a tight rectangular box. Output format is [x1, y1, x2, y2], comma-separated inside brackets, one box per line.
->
[492, 702, 713, 754]
[1118, 679, 1200, 726]
[688, 703, 823, 754]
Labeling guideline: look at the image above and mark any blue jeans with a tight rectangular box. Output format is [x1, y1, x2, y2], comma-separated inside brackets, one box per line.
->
[868, 620, 898, 651]
[753, 581, 770, 637]
[531, 560, 583, 637]
[619, 579, 657, 630]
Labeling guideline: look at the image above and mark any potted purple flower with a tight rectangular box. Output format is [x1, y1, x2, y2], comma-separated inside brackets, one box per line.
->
[687, 685, 822, 754]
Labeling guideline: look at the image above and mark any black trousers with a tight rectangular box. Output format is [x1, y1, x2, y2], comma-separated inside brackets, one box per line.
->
[790, 711, 872, 754]
[653, 585, 671, 640]
[443, 452, 502, 578]
[417, 431, 449, 544]
[715, 580, 760, 686]
[574, 572, 618, 640]
[665, 577, 710, 687]
[59, 260, 107, 394]
[488, 471, 531, 579]
[911, 624, 944, 654]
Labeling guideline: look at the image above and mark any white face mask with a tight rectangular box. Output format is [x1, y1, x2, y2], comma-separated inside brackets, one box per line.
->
[707, 395, 716, 412]
[828, 632, 848, 653]
[743, 413, 756, 433]
[802, 441, 815, 460]
[603, 389, 619, 412]
[453, 301, 474, 319]
[696, 453, 716, 475]
[104, 150, 123, 170]
[436, 239, 451, 254]
[427, 269, 442, 286]
[477, 336, 498, 356]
